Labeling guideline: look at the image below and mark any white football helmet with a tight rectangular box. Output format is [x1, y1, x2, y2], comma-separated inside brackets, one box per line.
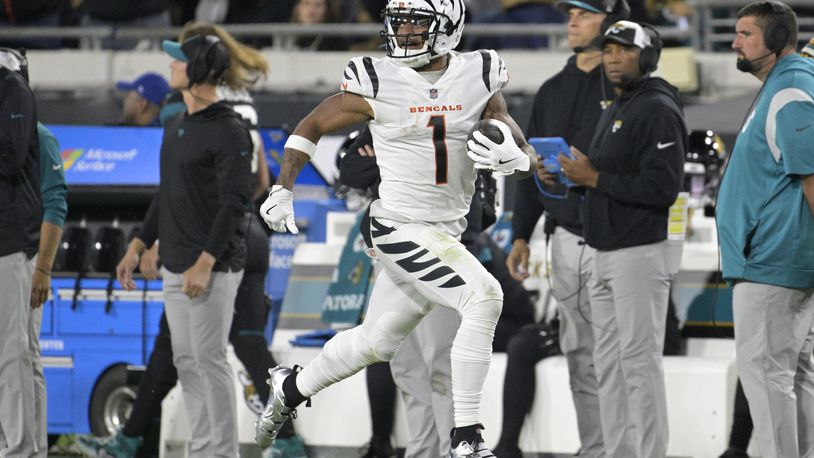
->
[381, 0, 465, 68]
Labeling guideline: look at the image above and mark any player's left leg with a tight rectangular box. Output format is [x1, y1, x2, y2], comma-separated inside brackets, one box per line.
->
[367, 218, 502, 458]
[256, 267, 427, 448]
[256, 217, 501, 456]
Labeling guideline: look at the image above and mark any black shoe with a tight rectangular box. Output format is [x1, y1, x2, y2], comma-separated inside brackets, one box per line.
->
[719, 447, 750, 458]
[359, 437, 395, 458]
[492, 442, 523, 458]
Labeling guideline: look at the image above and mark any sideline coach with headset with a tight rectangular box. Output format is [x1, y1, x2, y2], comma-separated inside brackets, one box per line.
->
[717, 2, 814, 457]
[559, 20, 686, 458]
[0, 48, 44, 457]
[505, 0, 628, 456]
[116, 35, 252, 458]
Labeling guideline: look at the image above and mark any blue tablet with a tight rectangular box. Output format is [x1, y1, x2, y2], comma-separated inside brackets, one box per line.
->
[529, 137, 574, 161]
[528, 137, 575, 188]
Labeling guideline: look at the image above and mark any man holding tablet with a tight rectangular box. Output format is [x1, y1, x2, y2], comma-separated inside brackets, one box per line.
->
[502, 1, 630, 456]
[559, 20, 686, 458]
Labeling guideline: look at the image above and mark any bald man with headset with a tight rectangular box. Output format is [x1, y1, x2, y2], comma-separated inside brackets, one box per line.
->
[717, 2, 814, 458]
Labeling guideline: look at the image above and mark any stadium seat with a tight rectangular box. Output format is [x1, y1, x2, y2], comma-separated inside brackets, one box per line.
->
[53, 226, 92, 274]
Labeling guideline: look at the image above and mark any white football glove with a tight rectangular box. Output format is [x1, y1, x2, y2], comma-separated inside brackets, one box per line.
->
[466, 120, 530, 176]
[260, 185, 299, 234]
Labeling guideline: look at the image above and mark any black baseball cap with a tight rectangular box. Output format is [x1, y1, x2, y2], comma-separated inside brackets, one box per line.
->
[600, 20, 652, 48]
[162, 35, 219, 62]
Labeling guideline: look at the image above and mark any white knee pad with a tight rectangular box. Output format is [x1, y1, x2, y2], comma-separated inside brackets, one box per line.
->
[321, 325, 403, 365]
[460, 272, 503, 322]
[365, 325, 404, 362]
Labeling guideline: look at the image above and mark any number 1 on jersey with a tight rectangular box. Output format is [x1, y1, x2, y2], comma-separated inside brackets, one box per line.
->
[427, 115, 448, 185]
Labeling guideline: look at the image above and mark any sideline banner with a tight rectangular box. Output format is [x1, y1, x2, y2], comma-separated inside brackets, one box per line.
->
[321, 211, 372, 324]
[49, 125, 312, 186]
[50, 125, 163, 185]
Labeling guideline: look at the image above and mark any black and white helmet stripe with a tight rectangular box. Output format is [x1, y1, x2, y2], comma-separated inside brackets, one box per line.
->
[381, 0, 466, 68]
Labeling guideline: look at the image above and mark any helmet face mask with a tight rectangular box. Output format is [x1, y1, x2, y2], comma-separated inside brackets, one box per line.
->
[382, 0, 465, 68]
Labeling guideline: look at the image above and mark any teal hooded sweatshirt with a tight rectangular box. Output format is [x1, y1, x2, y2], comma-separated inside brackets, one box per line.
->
[717, 53, 814, 289]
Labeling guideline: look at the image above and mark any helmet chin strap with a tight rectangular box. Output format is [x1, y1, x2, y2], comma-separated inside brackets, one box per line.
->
[390, 41, 432, 68]
[397, 51, 449, 69]
[396, 53, 431, 68]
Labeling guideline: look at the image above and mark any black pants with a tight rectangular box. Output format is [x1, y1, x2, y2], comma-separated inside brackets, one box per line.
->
[366, 362, 397, 443]
[123, 215, 284, 438]
[726, 379, 754, 452]
[496, 323, 562, 447]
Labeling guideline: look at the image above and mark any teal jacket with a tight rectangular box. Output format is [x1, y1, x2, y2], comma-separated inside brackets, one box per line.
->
[37, 123, 68, 228]
[716, 54, 814, 289]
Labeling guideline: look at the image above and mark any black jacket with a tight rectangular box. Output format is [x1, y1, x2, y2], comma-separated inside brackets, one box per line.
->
[139, 102, 252, 273]
[583, 77, 686, 250]
[0, 68, 40, 258]
[512, 55, 613, 241]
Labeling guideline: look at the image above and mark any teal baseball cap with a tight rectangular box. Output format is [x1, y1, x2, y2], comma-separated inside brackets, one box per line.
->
[556, 0, 607, 14]
[162, 39, 189, 62]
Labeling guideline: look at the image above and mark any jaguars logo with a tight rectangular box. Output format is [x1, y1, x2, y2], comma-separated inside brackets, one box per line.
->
[238, 370, 264, 415]
[347, 260, 365, 285]
[607, 22, 628, 34]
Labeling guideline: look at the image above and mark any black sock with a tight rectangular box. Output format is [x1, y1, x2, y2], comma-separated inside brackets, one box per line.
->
[276, 419, 296, 439]
[282, 372, 307, 408]
[367, 363, 397, 439]
[729, 380, 753, 451]
[451, 424, 484, 446]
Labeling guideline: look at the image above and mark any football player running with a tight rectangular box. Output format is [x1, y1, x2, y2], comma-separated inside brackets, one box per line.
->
[257, 1, 537, 456]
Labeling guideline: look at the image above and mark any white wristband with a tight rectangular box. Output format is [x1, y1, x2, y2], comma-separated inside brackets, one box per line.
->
[284, 135, 317, 158]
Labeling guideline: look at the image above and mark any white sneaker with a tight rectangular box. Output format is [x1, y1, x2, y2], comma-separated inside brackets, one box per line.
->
[449, 439, 496, 458]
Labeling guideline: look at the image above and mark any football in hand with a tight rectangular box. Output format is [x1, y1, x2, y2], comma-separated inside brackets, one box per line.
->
[467, 119, 505, 147]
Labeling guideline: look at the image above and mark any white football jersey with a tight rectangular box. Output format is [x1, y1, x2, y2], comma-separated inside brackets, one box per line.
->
[340, 50, 508, 228]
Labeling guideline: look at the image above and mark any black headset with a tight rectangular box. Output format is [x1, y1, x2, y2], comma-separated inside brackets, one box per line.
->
[599, 0, 631, 34]
[760, 1, 792, 55]
[183, 35, 230, 86]
[639, 23, 663, 74]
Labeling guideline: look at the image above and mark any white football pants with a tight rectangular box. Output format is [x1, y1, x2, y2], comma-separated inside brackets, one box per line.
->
[296, 216, 503, 426]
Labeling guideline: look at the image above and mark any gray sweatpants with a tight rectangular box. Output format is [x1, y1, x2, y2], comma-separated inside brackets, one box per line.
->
[0, 252, 46, 458]
[589, 241, 670, 458]
[163, 268, 243, 458]
[390, 305, 458, 458]
[550, 228, 603, 458]
[733, 282, 814, 458]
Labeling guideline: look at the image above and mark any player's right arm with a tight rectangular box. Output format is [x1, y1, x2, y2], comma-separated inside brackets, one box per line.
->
[466, 90, 537, 179]
[260, 91, 373, 233]
[277, 92, 373, 190]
